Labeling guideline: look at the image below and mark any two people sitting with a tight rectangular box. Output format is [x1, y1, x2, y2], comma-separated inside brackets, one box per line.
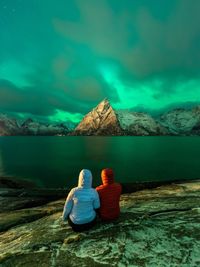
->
[62, 168, 122, 232]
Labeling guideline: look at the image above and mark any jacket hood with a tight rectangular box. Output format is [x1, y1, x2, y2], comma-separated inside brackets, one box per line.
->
[101, 168, 114, 185]
[78, 169, 92, 189]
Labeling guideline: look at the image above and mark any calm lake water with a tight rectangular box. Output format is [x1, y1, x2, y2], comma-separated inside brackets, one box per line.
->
[0, 136, 199, 188]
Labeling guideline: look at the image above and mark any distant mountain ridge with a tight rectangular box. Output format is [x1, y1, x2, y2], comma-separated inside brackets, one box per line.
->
[73, 99, 200, 136]
[21, 119, 69, 136]
[73, 99, 168, 136]
[0, 114, 21, 136]
[159, 106, 200, 135]
[1, 99, 200, 136]
[0, 115, 69, 136]
[116, 110, 168, 136]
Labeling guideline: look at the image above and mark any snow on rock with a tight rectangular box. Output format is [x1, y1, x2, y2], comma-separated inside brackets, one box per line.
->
[0, 114, 21, 136]
[21, 119, 69, 136]
[2, 101, 200, 136]
[74, 100, 168, 136]
[0, 115, 70, 136]
[117, 110, 168, 135]
[159, 106, 200, 135]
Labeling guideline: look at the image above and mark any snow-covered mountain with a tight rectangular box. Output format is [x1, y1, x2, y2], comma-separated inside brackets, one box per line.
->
[73, 99, 168, 136]
[159, 106, 200, 135]
[0, 114, 21, 136]
[21, 119, 69, 136]
[0, 116, 69, 136]
[74, 99, 122, 135]
[117, 110, 168, 135]
[1, 101, 200, 136]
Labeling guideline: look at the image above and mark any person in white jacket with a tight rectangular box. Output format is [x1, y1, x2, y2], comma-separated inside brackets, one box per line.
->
[62, 169, 100, 232]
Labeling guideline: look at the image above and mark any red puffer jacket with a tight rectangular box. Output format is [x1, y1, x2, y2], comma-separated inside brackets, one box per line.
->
[96, 168, 122, 221]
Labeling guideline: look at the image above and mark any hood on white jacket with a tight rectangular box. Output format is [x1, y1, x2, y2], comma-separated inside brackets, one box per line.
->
[78, 169, 92, 189]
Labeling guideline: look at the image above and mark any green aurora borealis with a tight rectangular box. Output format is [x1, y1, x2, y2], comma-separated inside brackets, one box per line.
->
[0, 0, 200, 123]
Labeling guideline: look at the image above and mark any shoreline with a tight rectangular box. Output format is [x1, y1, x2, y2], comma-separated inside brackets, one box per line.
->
[1, 175, 200, 194]
[1, 175, 199, 214]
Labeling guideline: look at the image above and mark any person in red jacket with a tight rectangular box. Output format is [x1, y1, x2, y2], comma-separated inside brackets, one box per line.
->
[96, 168, 122, 221]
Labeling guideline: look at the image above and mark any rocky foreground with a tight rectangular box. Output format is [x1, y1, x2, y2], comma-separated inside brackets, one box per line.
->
[0, 180, 200, 267]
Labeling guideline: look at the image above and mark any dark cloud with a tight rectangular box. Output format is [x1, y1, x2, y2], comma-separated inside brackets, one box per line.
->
[0, 79, 54, 115]
[54, 0, 200, 79]
[124, 0, 200, 78]
[53, 0, 131, 61]
[0, 79, 90, 116]
[0, 0, 200, 122]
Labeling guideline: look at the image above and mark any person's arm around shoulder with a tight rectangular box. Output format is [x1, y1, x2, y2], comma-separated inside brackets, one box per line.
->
[62, 188, 75, 221]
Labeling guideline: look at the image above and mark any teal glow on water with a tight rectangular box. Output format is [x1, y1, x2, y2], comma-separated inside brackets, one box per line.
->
[0, 136, 199, 188]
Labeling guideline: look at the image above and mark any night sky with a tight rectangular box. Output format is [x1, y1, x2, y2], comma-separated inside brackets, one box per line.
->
[0, 0, 200, 123]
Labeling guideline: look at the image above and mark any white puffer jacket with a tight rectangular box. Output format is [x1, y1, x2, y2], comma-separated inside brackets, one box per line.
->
[62, 169, 100, 224]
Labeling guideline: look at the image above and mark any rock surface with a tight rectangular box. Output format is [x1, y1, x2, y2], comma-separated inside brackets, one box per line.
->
[0, 176, 37, 189]
[74, 99, 122, 135]
[0, 180, 200, 266]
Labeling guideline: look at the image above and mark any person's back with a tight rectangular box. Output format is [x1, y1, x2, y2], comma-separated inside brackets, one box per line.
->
[63, 169, 100, 231]
[96, 168, 122, 221]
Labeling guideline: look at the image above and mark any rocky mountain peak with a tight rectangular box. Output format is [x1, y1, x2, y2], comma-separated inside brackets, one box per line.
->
[96, 98, 111, 113]
[74, 99, 122, 135]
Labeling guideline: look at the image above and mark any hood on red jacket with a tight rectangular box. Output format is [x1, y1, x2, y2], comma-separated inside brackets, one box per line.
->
[101, 168, 114, 185]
